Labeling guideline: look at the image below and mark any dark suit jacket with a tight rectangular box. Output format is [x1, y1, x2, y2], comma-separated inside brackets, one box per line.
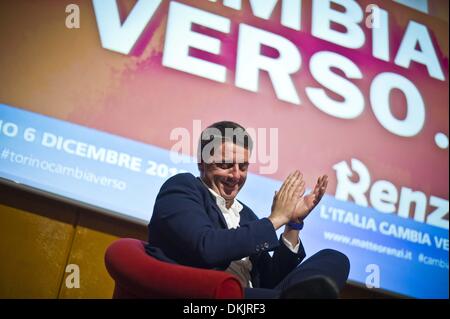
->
[146, 173, 306, 289]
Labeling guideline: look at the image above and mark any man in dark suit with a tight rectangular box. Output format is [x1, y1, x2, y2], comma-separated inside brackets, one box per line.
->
[147, 121, 350, 298]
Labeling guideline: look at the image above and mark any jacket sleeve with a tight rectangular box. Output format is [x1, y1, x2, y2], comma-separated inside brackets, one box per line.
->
[149, 173, 280, 269]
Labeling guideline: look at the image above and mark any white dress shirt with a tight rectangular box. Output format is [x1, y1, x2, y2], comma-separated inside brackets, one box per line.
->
[204, 184, 300, 288]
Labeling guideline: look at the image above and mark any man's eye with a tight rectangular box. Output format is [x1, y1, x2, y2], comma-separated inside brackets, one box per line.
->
[239, 163, 249, 170]
[217, 163, 233, 169]
[215, 163, 249, 170]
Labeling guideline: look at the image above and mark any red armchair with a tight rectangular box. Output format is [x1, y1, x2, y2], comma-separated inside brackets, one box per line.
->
[104, 238, 244, 299]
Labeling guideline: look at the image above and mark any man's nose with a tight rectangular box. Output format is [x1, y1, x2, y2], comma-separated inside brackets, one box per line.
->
[230, 164, 240, 180]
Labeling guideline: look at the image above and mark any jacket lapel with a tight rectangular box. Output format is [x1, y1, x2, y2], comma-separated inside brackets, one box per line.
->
[238, 204, 251, 226]
[208, 199, 228, 228]
[197, 177, 228, 228]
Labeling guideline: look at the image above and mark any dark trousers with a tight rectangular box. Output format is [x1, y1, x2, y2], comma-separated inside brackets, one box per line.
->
[245, 249, 350, 299]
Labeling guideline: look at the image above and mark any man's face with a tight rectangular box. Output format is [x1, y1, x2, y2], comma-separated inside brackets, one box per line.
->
[200, 141, 250, 202]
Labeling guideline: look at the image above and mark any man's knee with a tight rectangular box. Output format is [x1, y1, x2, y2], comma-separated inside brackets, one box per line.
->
[315, 249, 350, 276]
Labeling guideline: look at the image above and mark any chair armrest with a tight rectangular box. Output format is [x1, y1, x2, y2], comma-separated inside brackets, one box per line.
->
[105, 239, 243, 299]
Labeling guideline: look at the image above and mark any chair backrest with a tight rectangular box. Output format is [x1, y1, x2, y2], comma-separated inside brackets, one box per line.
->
[104, 238, 243, 298]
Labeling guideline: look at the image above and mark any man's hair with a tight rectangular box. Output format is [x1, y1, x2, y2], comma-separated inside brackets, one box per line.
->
[197, 121, 253, 164]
